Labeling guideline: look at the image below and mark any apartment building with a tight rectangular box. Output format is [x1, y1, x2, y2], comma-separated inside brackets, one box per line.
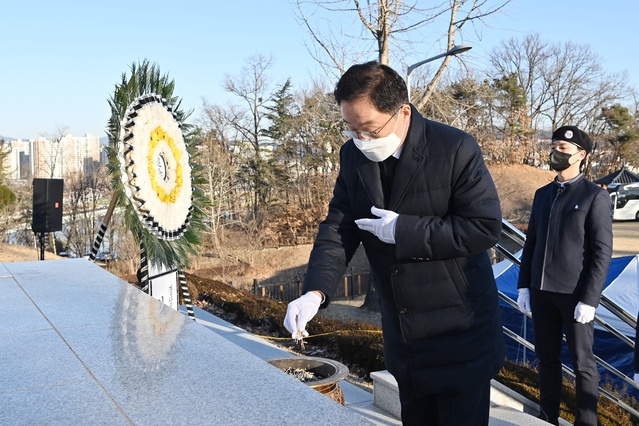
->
[4, 139, 32, 180]
[5, 134, 102, 180]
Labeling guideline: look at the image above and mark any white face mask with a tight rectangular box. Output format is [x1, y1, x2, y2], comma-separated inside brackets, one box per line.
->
[352, 117, 405, 162]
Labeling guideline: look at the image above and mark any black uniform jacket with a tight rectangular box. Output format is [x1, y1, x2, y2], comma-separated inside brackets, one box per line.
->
[303, 106, 505, 397]
[517, 175, 613, 306]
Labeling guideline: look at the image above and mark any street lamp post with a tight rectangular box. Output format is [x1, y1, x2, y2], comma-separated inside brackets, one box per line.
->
[406, 44, 472, 102]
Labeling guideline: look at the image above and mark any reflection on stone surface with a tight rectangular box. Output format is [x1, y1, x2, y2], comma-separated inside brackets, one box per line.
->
[112, 283, 184, 375]
[1, 259, 373, 425]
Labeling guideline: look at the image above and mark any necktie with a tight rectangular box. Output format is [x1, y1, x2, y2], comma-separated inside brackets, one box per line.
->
[380, 156, 397, 207]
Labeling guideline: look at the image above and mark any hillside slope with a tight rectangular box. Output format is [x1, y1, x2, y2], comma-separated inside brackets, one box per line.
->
[489, 163, 555, 224]
[0, 242, 61, 262]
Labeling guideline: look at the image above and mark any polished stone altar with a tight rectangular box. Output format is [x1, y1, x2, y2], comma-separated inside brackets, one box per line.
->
[0, 259, 373, 425]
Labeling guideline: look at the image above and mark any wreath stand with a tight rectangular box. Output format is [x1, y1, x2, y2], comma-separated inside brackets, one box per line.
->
[94, 64, 207, 322]
[88, 192, 195, 319]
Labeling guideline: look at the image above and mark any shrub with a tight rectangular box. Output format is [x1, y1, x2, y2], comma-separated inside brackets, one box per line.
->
[0, 184, 16, 208]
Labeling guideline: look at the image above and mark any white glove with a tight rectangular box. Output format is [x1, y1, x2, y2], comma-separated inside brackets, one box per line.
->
[517, 288, 531, 313]
[283, 292, 322, 339]
[354, 206, 399, 244]
[574, 301, 596, 324]
[634, 373, 639, 386]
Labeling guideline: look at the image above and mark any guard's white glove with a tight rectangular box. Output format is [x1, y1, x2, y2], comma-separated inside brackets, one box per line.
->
[284, 292, 322, 339]
[354, 206, 399, 244]
[634, 373, 639, 385]
[574, 301, 596, 324]
[517, 288, 531, 314]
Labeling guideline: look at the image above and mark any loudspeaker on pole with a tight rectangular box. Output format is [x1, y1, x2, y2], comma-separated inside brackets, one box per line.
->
[32, 178, 64, 233]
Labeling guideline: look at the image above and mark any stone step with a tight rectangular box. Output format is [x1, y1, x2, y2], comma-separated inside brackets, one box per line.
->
[370, 370, 570, 425]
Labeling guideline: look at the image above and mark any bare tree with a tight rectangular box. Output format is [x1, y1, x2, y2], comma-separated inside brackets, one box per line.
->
[489, 34, 552, 132]
[104, 212, 140, 275]
[294, 0, 510, 108]
[194, 104, 238, 255]
[222, 53, 278, 221]
[489, 33, 629, 174]
[283, 84, 344, 240]
[425, 74, 501, 157]
[542, 42, 627, 132]
[60, 166, 110, 257]
[489, 34, 627, 134]
[35, 126, 69, 178]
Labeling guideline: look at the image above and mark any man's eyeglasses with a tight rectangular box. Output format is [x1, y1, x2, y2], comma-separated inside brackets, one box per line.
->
[343, 108, 401, 140]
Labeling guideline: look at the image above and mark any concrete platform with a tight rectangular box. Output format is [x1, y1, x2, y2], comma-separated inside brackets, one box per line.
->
[1, 258, 554, 425]
[0, 259, 371, 425]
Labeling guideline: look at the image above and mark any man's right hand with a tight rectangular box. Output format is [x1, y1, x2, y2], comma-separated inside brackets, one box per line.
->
[284, 291, 322, 339]
[517, 288, 531, 314]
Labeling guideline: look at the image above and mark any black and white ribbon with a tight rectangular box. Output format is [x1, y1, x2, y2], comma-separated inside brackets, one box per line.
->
[178, 270, 195, 320]
[139, 242, 149, 293]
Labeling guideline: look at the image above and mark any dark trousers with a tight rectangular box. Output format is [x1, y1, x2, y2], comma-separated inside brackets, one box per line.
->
[530, 289, 599, 426]
[399, 380, 491, 425]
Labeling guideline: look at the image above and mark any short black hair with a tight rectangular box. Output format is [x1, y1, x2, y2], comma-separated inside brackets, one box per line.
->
[333, 61, 408, 114]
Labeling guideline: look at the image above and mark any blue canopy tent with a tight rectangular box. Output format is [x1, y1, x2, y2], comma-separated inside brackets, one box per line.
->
[495, 254, 639, 393]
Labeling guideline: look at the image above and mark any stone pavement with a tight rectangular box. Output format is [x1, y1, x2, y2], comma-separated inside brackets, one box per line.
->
[1, 259, 370, 425]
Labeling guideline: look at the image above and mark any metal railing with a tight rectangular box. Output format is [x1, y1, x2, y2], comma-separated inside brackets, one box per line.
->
[253, 269, 370, 301]
[497, 218, 639, 418]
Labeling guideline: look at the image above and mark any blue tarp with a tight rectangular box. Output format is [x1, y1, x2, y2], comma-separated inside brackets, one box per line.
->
[495, 255, 638, 393]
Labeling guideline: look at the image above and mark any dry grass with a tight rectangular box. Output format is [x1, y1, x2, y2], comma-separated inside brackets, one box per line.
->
[488, 163, 555, 225]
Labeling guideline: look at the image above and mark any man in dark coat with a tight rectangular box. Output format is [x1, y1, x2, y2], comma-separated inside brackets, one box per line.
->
[284, 61, 505, 425]
[517, 126, 613, 426]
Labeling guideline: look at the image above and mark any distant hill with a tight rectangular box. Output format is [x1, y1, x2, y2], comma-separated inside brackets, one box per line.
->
[0, 135, 15, 141]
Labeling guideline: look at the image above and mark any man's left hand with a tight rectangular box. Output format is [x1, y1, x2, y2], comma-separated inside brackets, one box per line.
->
[574, 302, 596, 324]
[355, 206, 398, 244]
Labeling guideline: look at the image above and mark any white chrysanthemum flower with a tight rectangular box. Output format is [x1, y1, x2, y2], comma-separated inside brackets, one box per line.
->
[118, 95, 192, 240]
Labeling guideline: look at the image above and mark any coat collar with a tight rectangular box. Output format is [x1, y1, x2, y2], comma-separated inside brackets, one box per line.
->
[554, 173, 585, 191]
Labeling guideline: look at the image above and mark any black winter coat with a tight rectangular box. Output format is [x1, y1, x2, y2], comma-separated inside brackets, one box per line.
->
[303, 106, 505, 398]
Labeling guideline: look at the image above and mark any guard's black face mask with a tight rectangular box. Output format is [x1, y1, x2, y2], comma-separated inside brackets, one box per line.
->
[549, 150, 577, 172]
